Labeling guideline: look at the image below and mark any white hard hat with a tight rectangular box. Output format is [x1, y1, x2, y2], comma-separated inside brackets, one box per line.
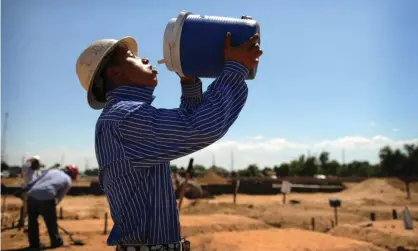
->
[26, 155, 44, 167]
[31, 155, 40, 161]
[26, 155, 40, 163]
[75, 37, 138, 109]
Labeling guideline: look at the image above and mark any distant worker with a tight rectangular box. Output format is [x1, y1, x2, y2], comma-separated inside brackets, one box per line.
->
[19, 156, 44, 231]
[22, 156, 43, 186]
[76, 32, 262, 250]
[24, 164, 78, 250]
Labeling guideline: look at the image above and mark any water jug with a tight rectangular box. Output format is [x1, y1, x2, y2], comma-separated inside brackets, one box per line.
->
[157, 11, 260, 80]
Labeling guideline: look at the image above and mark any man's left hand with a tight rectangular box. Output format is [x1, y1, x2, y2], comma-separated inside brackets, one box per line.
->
[177, 73, 196, 85]
[180, 76, 196, 84]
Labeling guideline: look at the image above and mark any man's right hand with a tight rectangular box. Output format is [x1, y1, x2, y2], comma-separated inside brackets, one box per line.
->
[224, 32, 263, 70]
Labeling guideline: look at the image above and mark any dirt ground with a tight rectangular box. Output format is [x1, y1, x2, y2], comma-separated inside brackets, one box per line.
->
[1, 178, 418, 251]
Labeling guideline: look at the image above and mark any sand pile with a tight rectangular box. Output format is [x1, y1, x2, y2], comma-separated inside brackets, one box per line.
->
[339, 178, 418, 206]
[385, 178, 418, 193]
[180, 214, 271, 236]
[329, 220, 418, 250]
[188, 228, 385, 251]
[2, 226, 384, 251]
[59, 196, 110, 220]
[197, 169, 228, 185]
[1, 224, 113, 251]
[24, 215, 270, 237]
[342, 178, 405, 197]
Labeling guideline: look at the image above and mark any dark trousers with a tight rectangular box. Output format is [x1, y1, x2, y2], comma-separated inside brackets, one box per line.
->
[27, 198, 63, 248]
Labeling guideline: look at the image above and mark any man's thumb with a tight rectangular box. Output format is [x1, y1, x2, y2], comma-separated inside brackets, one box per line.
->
[224, 32, 232, 49]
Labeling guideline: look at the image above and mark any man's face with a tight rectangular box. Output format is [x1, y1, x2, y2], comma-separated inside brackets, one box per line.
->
[106, 45, 158, 87]
[30, 159, 40, 170]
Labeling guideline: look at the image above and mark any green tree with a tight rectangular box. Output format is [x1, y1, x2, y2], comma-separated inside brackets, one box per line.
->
[246, 164, 259, 177]
[193, 164, 206, 172]
[274, 164, 290, 177]
[271, 143, 417, 181]
[379, 146, 407, 176]
[346, 161, 372, 177]
[318, 151, 330, 174]
[404, 143, 418, 176]
[262, 166, 273, 176]
[299, 156, 319, 176]
[1, 161, 9, 171]
[327, 160, 340, 176]
[288, 156, 305, 176]
[379, 144, 416, 199]
[84, 168, 99, 176]
[170, 165, 178, 172]
[238, 169, 250, 177]
[403, 143, 418, 199]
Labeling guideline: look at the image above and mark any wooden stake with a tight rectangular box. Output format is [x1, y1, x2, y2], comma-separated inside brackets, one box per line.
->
[233, 180, 240, 204]
[104, 212, 108, 235]
[334, 207, 339, 225]
[1, 194, 6, 228]
[178, 158, 194, 212]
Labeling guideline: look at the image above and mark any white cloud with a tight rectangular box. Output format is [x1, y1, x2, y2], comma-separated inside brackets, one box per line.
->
[5, 135, 418, 171]
[248, 135, 264, 140]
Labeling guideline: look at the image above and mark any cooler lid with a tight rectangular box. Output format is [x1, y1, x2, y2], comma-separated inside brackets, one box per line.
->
[159, 11, 191, 76]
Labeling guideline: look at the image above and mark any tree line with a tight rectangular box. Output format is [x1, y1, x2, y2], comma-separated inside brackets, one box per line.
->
[1, 144, 416, 179]
[170, 143, 418, 178]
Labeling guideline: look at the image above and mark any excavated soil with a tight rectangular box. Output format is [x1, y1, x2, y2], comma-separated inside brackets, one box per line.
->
[188, 229, 386, 251]
[329, 220, 418, 250]
[2, 178, 418, 251]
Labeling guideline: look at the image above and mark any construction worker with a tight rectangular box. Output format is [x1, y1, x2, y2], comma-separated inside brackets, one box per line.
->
[18, 156, 44, 231]
[76, 33, 262, 251]
[24, 164, 78, 250]
[22, 156, 43, 186]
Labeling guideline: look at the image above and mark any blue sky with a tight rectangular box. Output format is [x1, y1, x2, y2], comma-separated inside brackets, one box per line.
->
[2, 0, 417, 170]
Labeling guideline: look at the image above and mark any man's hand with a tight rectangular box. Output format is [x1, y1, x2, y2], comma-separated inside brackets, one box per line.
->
[180, 76, 196, 85]
[176, 72, 196, 85]
[224, 32, 263, 70]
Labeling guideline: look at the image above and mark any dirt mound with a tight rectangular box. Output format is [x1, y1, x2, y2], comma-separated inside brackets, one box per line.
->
[197, 169, 228, 185]
[329, 220, 418, 250]
[182, 199, 368, 232]
[1, 216, 270, 250]
[1, 226, 113, 251]
[342, 178, 405, 197]
[188, 228, 385, 251]
[385, 178, 418, 193]
[343, 178, 418, 195]
[180, 214, 271, 236]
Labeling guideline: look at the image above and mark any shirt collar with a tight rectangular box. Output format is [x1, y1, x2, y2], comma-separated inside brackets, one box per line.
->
[106, 85, 156, 104]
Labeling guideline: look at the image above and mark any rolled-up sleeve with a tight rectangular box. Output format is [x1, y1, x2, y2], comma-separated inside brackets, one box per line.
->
[180, 78, 203, 110]
[118, 61, 249, 165]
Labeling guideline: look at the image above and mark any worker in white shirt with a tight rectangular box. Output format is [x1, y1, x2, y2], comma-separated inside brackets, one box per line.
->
[24, 164, 79, 250]
[18, 156, 44, 231]
[22, 156, 43, 186]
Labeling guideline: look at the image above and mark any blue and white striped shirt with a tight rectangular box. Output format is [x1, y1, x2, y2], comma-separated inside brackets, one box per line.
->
[95, 61, 249, 245]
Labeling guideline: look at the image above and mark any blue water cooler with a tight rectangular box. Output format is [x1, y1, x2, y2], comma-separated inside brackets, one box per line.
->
[158, 11, 261, 80]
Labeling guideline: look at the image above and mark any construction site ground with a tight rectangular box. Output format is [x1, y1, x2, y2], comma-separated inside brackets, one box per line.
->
[1, 178, 418, 251]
